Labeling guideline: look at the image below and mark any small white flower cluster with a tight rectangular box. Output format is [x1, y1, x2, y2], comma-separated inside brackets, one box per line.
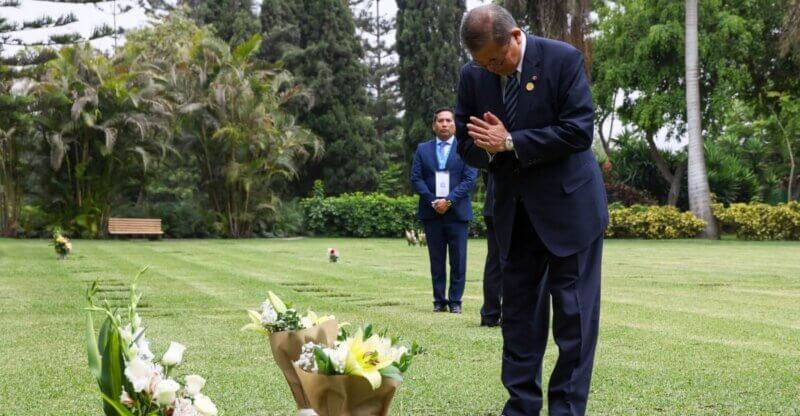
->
[245, 292, 335, 334]
[294, 341, 347, 375]
[260, 301, 278, 326]
[295, 342, 319, 373]
[118, 317, 218, 416]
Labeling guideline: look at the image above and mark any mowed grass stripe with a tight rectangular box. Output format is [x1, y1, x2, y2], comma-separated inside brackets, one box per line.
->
[1, 238, 799, 415]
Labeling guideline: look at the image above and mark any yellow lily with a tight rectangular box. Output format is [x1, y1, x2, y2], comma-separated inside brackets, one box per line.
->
[342, 328, 395, 389]
[267, 291, 287, 313]
[301, 309, 335, 328]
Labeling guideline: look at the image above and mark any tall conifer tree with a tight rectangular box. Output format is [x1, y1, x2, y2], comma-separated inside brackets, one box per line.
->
[260, 0, 384, 194]
[396, 0, 466, 162]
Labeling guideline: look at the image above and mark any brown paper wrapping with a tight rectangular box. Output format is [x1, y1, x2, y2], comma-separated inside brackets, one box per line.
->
[293, 363, 401, 416]
[268, 319, 339, 409]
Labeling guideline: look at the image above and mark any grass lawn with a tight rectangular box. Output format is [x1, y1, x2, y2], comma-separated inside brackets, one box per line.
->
[1, 238, 799, 415]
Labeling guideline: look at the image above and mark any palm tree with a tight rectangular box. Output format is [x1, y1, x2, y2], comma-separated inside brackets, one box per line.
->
[685, 0, 718, 238]
[125, 15, 321, 237]
[34, 45, 171, 237]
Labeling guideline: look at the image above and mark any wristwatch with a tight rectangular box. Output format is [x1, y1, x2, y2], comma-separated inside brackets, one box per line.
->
[446, 199, 453, 208]
[505, 134, 515, 151]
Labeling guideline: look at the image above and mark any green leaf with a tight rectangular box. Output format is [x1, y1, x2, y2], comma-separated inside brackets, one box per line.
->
[86, 311, 102, 381]
[98, 320, 125, 416]
[379, 365, 403, 382]
[100, 393, 135, 416]
[313, 346, 337, 375]
[232, 34, 262, 61]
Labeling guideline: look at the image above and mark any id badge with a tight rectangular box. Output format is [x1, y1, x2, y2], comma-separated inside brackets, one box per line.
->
[435, 171, 450, 197]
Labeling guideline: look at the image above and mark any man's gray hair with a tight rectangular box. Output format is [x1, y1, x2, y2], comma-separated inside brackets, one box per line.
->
[460, 4, 518, 52]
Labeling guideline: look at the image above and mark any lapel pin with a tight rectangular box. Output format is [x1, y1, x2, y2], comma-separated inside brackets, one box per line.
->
[526, 82, 535, 91]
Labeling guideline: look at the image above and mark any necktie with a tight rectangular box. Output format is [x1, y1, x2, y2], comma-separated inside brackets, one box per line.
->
[504, 72, 519, 130]
[437, 141, 448, 170]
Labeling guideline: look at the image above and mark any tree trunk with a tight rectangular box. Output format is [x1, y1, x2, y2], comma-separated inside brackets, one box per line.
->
[644, 132, 682, 206]
[785, 134, 795, 202]
[685, 0, 719, 238]
[668, 162, 685, 207]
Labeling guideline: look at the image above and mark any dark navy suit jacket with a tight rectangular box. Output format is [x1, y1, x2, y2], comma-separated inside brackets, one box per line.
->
[411, 138, 478, 222]
[456, 35, 608, 257]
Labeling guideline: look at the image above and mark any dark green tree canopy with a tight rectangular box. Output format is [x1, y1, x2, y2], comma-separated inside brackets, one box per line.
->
[396, 0, 466, 162]
[260, 0, 385, 195]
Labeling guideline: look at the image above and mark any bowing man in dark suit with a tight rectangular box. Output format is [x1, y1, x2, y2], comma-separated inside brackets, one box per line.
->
[411, 108, 479, 314]
[455, 5, 609, 415]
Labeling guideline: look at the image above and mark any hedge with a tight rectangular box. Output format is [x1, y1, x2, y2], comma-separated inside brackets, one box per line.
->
[606, 204, 707, 239]
[301, 194, 708, 240]
[300, 193, 486, 237]
[714, 202, 800, 240]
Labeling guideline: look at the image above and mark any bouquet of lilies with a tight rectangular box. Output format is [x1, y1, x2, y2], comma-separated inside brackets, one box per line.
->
[85, 267, 219, 416]
[292, 325, 420, 416]
[53, 231, 72, 259]
[243, 291, 339, 412]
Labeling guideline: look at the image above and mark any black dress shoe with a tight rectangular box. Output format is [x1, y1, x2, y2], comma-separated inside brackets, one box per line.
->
[433, 304, 447, 312]
[480, 317, 501, 327]
[449, 304, 462, 314]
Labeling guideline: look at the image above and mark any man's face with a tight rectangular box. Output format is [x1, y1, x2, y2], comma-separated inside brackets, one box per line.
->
[471, 28, 523, 77]
[432, 111, 455, 139]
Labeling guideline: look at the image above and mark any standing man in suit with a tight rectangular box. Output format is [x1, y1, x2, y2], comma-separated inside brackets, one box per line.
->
[411, 108, 479, 314]
[480, 173, 503, 327]
[455, 5, 608, 415]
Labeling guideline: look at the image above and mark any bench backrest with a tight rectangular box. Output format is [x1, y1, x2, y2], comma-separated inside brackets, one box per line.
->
[108, 218, 163, 235]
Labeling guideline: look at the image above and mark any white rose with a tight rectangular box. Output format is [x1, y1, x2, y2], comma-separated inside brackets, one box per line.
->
[172, 397, 199, 416]
[124, 358, 154, 393]
[155, 379, 181, 406]
[184, 374, 206, 397]
[193, 394, 218, 416]
[162, 342, 186, 366]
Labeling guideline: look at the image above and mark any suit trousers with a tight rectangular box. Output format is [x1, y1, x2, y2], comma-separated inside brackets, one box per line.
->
[423, 218, 469, 307]
[481, 216, 503, 321]
[501, 202, 603, 416]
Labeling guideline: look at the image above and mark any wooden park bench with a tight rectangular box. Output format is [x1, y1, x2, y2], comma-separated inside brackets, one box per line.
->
[108, 217, 163, 239]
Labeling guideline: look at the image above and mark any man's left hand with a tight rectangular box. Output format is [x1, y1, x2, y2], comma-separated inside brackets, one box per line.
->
[432, 199, 450, 214]
[467, 112, 508, 153]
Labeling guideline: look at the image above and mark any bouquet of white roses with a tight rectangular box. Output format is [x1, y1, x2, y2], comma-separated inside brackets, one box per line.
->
[243, 291, 340, 412]
[291, 325, 420, 416]
[85, 267, 219, 416]
[53, 231, 72, 259]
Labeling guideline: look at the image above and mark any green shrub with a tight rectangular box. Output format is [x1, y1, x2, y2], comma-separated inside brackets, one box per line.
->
[301, 193, 486, 238]
[714, 202, 800, 240]
[606, 205, 706, 239]
[19, 205, 52, 238]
